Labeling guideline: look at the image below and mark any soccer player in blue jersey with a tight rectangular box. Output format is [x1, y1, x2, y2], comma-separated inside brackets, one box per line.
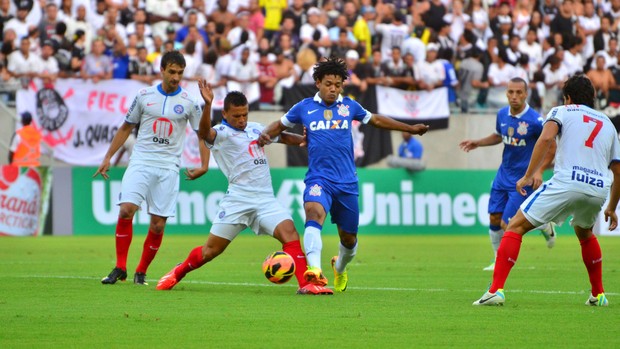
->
[460, 77, 557, 271]
[259, 57, 429, 292]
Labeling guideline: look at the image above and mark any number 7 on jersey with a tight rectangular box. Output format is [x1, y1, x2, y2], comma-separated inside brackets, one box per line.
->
[583, 115, 603, 148]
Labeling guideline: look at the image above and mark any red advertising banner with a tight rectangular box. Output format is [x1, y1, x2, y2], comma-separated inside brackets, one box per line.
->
[0, 166, 52, 236]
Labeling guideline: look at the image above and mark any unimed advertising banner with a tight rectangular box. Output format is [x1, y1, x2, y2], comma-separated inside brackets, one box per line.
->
[72, 167, 499, 235]
[0, 166, 52, 236]
[16, 79, 205, 167]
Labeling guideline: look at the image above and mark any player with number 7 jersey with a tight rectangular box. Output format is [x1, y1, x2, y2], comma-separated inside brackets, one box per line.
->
[544, 105, 617, 197]
[473, 74, 620, 306]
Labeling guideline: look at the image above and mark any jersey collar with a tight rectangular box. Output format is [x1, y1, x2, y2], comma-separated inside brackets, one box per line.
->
[222, 119, 245, 132]
[313, 92, 343, 106]
[510, 104, 530, 119]
[157, 84, 182, 96]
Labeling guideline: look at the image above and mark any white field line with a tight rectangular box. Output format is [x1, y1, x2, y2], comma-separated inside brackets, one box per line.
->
[13, 274, 619, 296]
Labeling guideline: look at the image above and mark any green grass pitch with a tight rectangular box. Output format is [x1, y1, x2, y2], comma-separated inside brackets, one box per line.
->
[1, 233, 619, 348]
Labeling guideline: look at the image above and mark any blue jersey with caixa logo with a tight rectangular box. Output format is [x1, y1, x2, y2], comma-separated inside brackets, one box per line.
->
[281, 93, 372, 185]
[493, 104, 544, 190]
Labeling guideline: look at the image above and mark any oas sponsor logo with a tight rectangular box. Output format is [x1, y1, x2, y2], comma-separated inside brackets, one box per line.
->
[174, 104, 184, 114]
[248, 140, 267, 165]
[153, 117, 173, 144]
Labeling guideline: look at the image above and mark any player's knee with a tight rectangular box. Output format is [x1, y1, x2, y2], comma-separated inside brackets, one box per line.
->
[489, 214, 502, 226]
[340, 233, 357, 249]
[118, 206, 137, 220]
[149, 221, 166, 234]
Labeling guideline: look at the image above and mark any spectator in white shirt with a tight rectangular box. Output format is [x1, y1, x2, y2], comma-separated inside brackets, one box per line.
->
[4, 3, 30, 46]
[401, 35, 426, 65]
[443, 0, 470, 44]
[591, 37, 619, 69]
[7, 36, 40, 83]
[227, 11, 259, 59]
[375, 11, 409, 61]
[578, 1, 600, 60]
[563, 36, 585, 75]
[518, 27, 543, 70]
[227, 46, 260, 104]
[299, 7, 331, 57]
[542, 54, 568, 111]
[488, 51, 516, 87]
[37, 40, 59, 84]
[416, 43, 445, 91]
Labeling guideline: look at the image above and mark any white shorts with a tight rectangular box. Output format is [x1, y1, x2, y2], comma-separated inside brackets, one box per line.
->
[210, 192, 292, 241]
[520, 181, 606, 229]
[118, 164, 179, 217]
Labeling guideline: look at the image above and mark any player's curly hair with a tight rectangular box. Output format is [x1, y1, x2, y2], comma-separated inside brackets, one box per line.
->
[312, 56, 349, 82]
[562, 74, 595, 108]
[224, 91, 248, 111]
[160, 50, 186, 70]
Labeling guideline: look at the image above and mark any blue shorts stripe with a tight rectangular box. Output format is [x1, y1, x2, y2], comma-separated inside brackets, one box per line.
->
[524, 184, 547, 213]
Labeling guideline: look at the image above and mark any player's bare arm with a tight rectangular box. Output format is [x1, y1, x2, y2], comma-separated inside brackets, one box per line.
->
[531, 138, 557, 189]
[93, 121, 136, 180]
[278, 131, 305, 146]
[259, 120, 288, 146]
[605, 161, 620, 230]
[368, 114, 429, 135]
[459, 133, 502, 152]
[517, 121, 559, 195]
[197, 79, 216, 144]
[185, 140, 210, 180]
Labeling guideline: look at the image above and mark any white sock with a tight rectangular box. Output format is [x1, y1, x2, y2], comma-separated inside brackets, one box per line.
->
[303, 225, 322, 269]
[490, 228, 504, 258]
[335, 241, 357, 273]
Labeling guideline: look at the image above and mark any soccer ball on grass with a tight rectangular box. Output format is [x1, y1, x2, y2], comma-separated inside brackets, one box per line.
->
[262, 251, 296, 284]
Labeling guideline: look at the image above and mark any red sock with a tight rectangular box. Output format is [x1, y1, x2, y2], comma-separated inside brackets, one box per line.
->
[283, 240, 308, 288]
[115, 217, 133, 271]
[175, 246, 207, 279]
[580, 235, 604, 296]
[489, 231, 523, 293]
[135, 230, 164, 274]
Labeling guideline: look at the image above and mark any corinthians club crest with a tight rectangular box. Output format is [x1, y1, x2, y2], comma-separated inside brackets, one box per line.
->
[517, 121, 529, 135]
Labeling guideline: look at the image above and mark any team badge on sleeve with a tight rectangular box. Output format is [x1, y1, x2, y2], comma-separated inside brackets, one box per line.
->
[174, 105, 184, 114]
[337, 104, 349, 117]
[309, 184, 323, 197]
[517, 122, 529, 135]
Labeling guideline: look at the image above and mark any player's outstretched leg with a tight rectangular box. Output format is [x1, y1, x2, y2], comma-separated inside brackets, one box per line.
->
[156, 246, 206, 290]
[473, 231, 522, 305]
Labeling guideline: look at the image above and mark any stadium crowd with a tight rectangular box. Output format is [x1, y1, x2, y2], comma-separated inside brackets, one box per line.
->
[3, 0, 620, 114]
